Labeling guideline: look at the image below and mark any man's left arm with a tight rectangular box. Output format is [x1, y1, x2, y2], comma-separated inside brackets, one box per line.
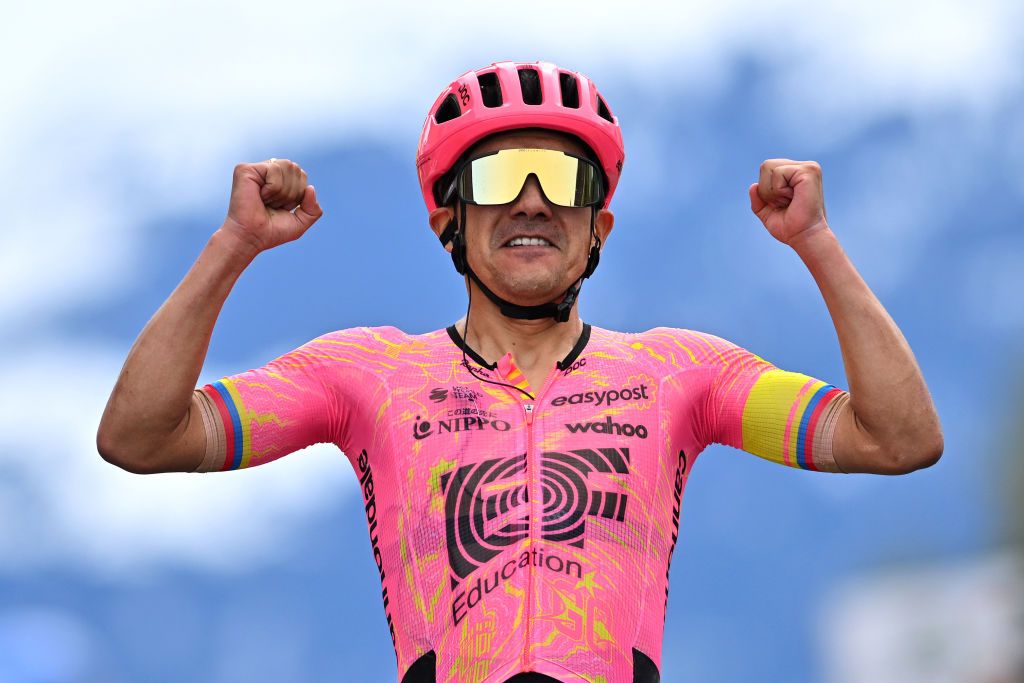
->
[749, 159, 944, 475]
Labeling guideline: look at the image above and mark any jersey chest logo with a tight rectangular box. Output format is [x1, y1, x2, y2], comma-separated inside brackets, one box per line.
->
[439, 447, 630, 583]
[439, 447, 631, 625]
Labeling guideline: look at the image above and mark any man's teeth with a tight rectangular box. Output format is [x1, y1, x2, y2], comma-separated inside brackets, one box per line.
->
[507, 237, 553, 247]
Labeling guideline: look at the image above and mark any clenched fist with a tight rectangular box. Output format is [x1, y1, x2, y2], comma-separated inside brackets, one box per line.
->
[220, 158, 324, 255]
[748, 159, 828, 246]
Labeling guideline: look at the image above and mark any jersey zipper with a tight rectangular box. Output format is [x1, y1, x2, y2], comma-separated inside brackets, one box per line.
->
[515, 369, 558, 673]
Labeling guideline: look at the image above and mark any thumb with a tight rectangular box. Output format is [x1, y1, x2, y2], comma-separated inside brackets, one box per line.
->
[293, 184, 323, 231]
[748, 183, 767, 214]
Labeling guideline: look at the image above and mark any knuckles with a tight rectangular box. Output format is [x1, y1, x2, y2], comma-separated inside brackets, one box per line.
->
[759, 159, 822, 174]
[233, 159, 306, 176]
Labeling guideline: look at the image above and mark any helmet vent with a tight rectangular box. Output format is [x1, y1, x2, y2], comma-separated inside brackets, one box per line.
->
[596, 95, 613, 123]
[434, 93, 461, 124]
[559, 72, 580, 108]
[477, 72, 503, 107]
[517, 68, 542, 105]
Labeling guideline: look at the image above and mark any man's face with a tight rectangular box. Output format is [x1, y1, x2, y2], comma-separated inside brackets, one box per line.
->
[429, 129, 614, 307]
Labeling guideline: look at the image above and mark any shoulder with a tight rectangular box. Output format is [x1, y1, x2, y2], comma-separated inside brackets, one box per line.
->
[314, 325, 445, 343]
[310, 325, 452, 360]
[588, 324, 747, 366]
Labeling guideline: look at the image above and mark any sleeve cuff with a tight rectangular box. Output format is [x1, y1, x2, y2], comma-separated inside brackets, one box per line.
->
[815, 390, 851, 474]
[191, 388, 225, 473]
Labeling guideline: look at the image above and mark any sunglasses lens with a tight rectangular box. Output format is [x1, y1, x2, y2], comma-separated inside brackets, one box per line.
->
[456, 149, 602, 207]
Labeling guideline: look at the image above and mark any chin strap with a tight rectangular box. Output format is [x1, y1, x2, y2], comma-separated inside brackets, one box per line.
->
[465, 267, 583, 323]
[440, 202, 599, 324]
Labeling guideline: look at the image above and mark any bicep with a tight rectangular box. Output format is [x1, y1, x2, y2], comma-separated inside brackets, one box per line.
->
[186, 326, 385, 472]
[713, 366, 850, 472]
[145, 391, 213, 474]
[660, 327, 879, 474]
[191, 346, 336, 472]
[830, 396, 907, 475]
[689, 330, 847, 472]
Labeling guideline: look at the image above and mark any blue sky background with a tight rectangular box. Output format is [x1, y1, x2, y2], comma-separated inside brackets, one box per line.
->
[2, 1, 1023, 681]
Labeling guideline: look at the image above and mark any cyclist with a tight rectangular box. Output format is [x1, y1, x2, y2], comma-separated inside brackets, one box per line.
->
[97, 61, 943, 683]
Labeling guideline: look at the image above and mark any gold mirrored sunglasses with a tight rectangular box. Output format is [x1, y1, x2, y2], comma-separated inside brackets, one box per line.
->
[442, 148, 604, 208]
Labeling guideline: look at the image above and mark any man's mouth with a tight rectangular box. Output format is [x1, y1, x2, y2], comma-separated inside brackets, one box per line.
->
[504, 236, 555, 247]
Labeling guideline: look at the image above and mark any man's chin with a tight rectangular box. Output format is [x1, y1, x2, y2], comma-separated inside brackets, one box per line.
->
[488, 280, 571, 307]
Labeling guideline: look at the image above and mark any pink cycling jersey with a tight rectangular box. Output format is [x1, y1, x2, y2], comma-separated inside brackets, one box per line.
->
[193, 324, 849, 683]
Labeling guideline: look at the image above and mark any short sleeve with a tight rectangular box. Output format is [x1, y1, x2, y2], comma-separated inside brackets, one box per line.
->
[695, 330, 849, 473]
[193, 327, 370, 472]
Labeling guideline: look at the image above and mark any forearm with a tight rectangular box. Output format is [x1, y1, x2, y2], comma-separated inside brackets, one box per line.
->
[97, 227, 259, 460]
[788, 224, 943, 464]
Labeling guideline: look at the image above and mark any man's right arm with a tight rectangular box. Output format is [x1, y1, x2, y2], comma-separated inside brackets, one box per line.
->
[96, 160, 322, 474]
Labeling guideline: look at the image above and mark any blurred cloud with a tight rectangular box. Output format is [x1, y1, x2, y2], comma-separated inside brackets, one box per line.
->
[3, 0, 1022, 328]
[0, 343, 352, 578]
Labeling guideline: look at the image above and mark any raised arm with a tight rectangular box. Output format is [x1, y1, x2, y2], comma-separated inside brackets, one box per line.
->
[749, 159, 943, 474]
[96, 160, 323, 474]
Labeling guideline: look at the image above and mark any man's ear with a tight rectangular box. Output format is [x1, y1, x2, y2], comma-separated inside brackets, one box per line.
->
[595, 208, 614, 249]
[429, 206, 455, 253]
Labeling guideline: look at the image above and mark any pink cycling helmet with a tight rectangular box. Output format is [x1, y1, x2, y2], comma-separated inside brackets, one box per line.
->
[416, 60, 625, 213]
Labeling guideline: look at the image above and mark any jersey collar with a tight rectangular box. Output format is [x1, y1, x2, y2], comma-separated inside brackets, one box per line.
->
[445, 323, 592, 371]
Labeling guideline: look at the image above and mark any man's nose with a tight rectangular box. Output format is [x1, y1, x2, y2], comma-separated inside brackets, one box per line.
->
[508, 174, 552, 219]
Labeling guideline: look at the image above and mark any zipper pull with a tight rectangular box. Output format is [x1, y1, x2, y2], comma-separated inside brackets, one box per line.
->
[523, 403, 535, 426]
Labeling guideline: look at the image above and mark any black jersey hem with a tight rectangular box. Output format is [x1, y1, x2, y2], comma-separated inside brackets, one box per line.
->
[400, 646, 658, 682]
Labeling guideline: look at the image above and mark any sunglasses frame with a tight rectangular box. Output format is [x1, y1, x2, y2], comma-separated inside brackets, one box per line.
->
[441, 148, 606, 209]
